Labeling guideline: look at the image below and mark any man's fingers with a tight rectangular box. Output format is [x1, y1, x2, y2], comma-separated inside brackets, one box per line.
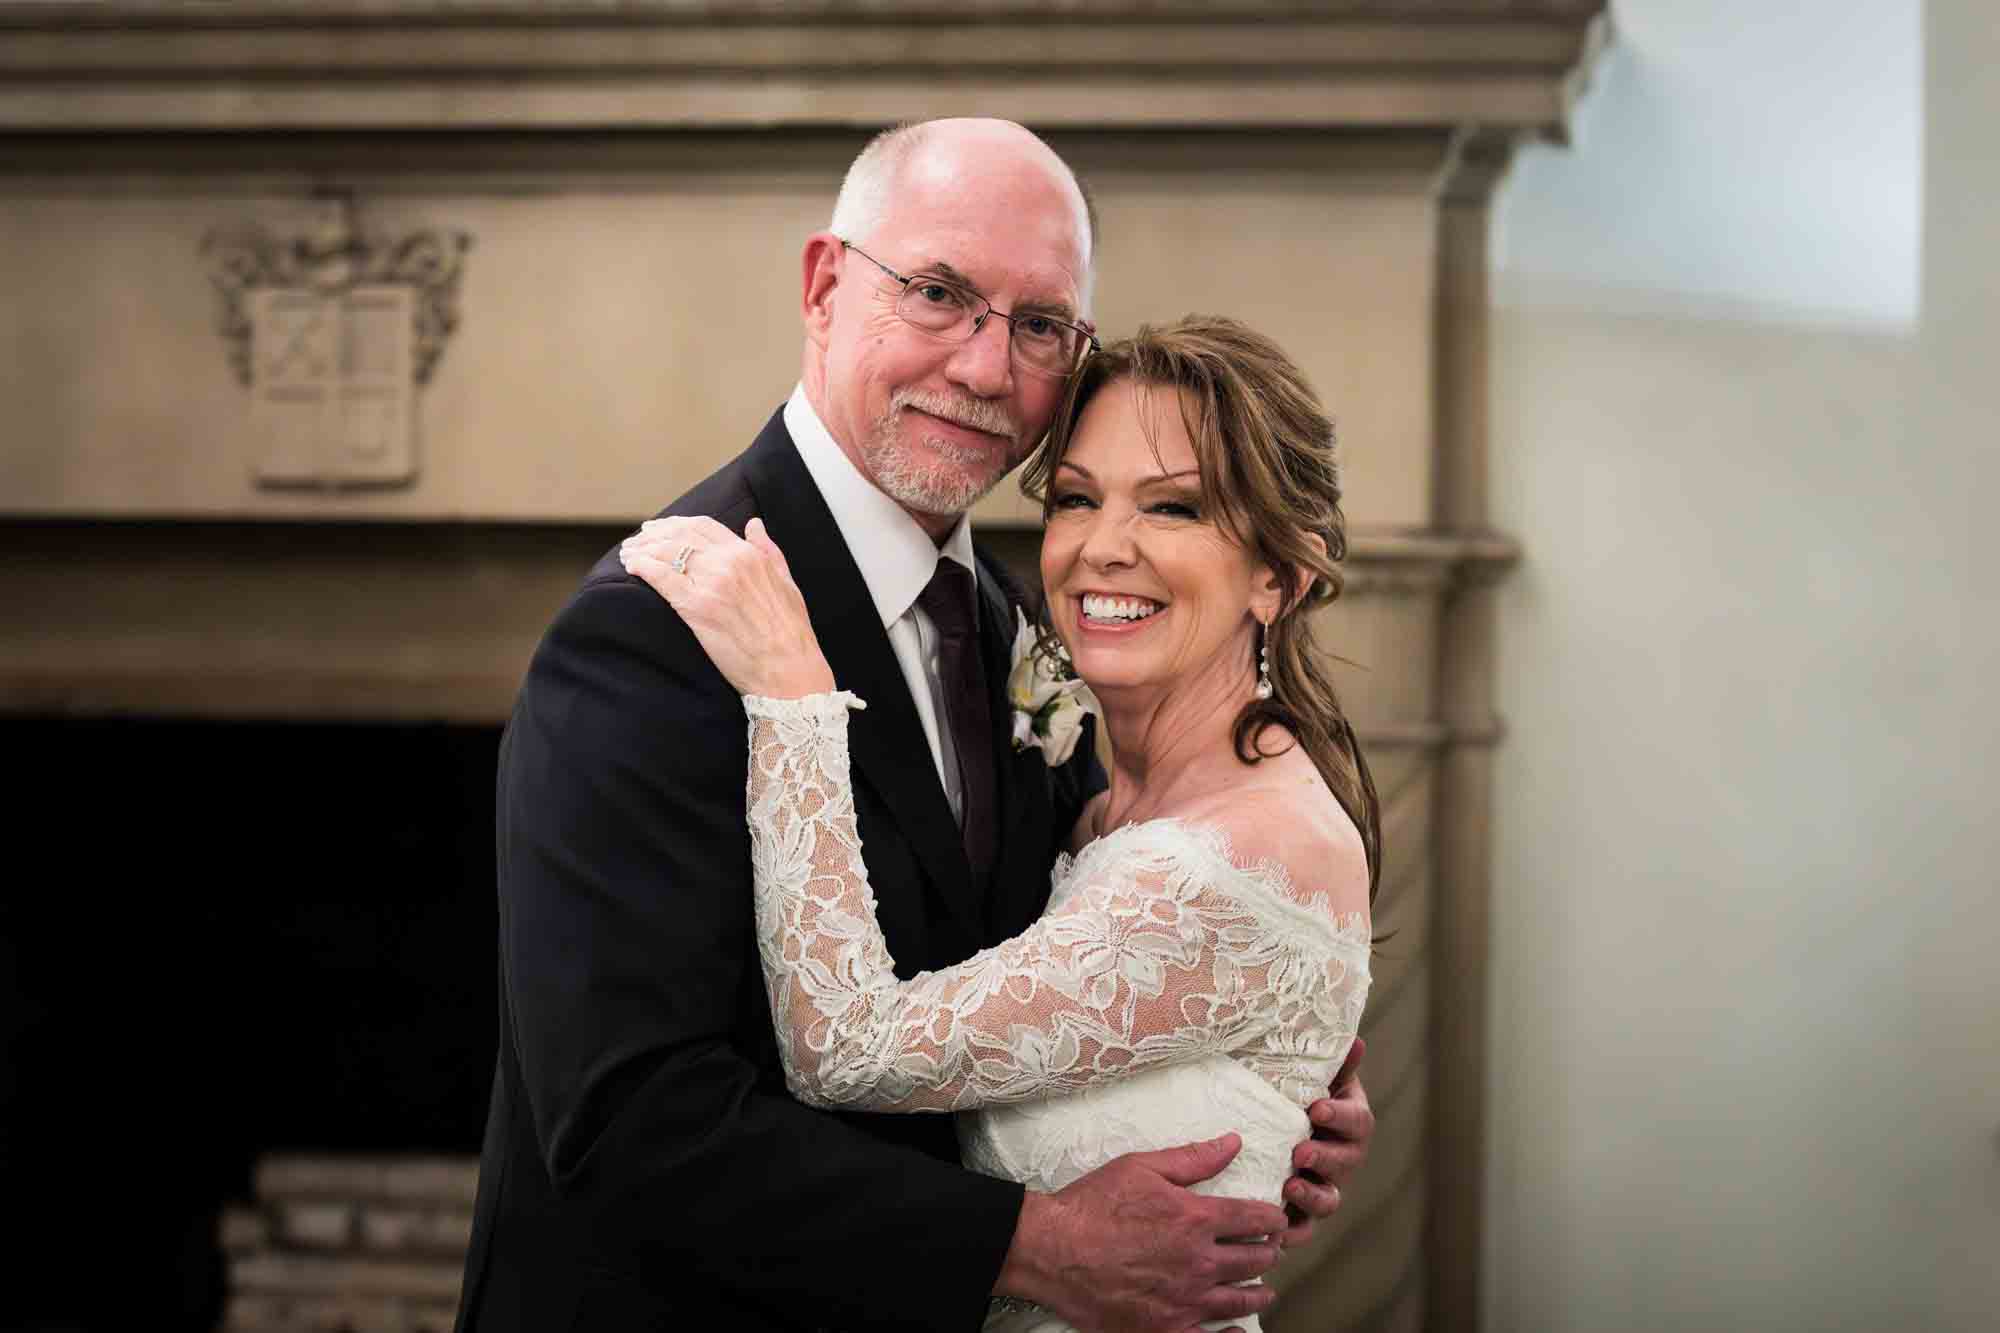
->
[1308, 1093, 1375, 1142]
[1294, 1134, 1366, 1193]
[1196, 1279, 1277, 1323]
[1314, 1043, 1372, 1149]
[1200, 1195, 1289, 1241]
[1332, 1035, 1366, 1091]
[1284, 1172, 1342, 1220]
[1144, 1133, 1243, 1188]
[1206, 1238, 1283, 1286]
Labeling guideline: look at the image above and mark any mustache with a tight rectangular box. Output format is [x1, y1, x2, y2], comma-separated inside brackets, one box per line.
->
[890, 387, 1021, 441]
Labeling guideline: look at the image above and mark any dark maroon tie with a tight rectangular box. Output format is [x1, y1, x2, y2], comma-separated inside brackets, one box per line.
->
[915, 559, 997, 878]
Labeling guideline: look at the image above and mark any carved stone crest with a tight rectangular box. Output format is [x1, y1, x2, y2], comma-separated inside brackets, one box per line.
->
[201, 195, 471, 489]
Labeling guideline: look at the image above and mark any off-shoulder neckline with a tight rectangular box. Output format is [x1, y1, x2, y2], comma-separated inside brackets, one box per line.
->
[1058, 816, 1371, 946]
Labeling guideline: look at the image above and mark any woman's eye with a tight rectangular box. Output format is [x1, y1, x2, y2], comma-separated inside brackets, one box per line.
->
[1148, 500, 1201, 519]
[1050, 491, 1094, 510]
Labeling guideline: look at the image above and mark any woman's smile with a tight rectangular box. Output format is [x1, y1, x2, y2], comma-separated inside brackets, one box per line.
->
[1042, 377, 1274, 702]
[1077, 592, 1167, 628]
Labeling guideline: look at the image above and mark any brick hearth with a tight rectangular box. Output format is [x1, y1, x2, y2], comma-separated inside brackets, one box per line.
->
[220, 1157, 477, 1333]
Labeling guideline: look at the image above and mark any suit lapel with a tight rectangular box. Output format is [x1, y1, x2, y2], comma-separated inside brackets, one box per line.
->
[741, 412, 983, 941]
[975, 559, 1061, 941]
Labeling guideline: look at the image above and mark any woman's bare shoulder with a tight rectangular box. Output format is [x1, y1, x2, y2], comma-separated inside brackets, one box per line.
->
[1183, 753, 1369, 919]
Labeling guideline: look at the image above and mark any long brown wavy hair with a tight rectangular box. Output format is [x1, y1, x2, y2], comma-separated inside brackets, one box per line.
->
[1018, 315, 1383, 899]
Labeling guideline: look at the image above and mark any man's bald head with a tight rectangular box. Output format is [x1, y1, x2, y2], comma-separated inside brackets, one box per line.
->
[829, 118, 1096, 299]
[801, 118, 1096, 537]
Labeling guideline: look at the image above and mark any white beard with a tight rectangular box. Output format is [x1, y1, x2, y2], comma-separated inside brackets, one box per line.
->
[864, 402, 1016, 517]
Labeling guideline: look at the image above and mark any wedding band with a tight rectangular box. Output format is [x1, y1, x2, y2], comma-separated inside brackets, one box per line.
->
[670, 542, 694, 576]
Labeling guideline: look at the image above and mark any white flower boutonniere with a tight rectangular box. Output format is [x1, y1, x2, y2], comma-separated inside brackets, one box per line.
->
[1006, 609, 1099, 766]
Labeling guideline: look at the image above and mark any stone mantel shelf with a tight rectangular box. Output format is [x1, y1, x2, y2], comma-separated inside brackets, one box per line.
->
[0, 518, 1518, 728]
[0, 515, 1518, 571]
[0, 0, 1610, 135]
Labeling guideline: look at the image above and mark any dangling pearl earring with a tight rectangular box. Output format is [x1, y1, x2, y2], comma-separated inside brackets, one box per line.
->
[1254, 621, 1273, 700]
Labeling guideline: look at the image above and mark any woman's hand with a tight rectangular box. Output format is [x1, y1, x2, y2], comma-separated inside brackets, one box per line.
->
[620, 515, 836, 700]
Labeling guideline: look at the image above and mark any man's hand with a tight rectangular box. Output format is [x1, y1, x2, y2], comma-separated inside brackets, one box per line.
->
[1279, 1036, 1375, 1250]
[995, 1133, 1288, 1333]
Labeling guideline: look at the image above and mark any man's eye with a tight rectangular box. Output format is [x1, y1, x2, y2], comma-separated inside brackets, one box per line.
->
[914, 281, 968, 308]
[1017, 316, 1059, 340]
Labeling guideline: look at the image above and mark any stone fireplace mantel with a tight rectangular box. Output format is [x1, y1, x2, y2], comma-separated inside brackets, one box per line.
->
[0, 1, 1607, 134]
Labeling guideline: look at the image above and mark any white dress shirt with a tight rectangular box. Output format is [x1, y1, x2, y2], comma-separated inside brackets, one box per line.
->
[784, 384, 978, 821]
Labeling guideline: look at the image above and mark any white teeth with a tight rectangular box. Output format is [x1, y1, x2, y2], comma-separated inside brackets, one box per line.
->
[1081, 594, 1163, 623]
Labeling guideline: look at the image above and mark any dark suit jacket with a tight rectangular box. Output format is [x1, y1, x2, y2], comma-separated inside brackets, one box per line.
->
[456, 408, 1104, 1332]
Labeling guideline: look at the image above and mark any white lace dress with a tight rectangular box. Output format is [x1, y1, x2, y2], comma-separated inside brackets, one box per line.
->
[745, 694, 1371, 1333]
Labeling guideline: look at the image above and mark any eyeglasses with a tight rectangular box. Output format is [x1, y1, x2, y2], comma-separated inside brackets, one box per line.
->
[840, 239, 1099, 378]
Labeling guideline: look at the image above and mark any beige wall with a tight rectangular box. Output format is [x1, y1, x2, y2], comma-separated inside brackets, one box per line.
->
[1481, 1, 2000, 1328]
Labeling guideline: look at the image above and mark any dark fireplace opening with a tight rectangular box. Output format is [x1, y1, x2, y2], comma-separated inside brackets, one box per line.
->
[2, 715, 501, 1333]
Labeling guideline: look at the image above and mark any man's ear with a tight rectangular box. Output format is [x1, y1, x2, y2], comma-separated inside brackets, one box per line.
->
[801, 233, 843, 350]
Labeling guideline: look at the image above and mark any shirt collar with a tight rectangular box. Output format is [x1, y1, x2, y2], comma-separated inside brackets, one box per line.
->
[784, 384, 977, 630]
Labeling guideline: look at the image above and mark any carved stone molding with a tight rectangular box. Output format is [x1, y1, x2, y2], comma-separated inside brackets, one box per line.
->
[0, 1, 1610, 135]
[0, 1, 1606, 12]
[197, 194, 470, 489]
[201, 198, 470, 392]
[1343, 529, 1521, 596]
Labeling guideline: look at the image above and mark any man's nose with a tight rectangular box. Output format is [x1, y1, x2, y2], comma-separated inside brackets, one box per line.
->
[945, 313, 1016, 399]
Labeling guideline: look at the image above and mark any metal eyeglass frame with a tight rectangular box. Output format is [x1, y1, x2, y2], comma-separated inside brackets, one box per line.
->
[839, 239, 1101, 377]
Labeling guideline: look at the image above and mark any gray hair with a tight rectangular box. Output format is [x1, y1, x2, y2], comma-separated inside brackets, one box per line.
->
[828, 123, 930, 247]
[828, 122, 1098, 279]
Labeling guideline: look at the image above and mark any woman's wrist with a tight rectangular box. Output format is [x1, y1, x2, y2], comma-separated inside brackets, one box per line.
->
[751, 663, 836, 699]
[742, 687, 863, 720]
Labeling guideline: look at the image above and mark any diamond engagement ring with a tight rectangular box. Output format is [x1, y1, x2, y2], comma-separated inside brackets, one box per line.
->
[670, 543, 695, 576]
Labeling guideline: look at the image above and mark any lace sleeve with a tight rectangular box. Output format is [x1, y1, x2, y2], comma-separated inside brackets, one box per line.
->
[743, 693, 1364, 1114]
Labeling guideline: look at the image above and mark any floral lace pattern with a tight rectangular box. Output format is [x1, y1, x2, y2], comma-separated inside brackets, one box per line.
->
[743, 693, 1371, 1118]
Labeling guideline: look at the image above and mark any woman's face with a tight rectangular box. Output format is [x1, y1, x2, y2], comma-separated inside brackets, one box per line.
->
[1040, 378, 1276, 703]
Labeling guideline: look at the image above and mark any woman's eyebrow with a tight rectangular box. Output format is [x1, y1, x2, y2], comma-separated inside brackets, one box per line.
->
[1056, 462, 1201, 484]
